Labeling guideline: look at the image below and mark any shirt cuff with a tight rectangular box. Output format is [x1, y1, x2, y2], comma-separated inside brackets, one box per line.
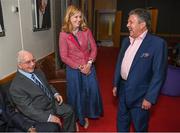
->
[88, 59, 93, 65]
[54, 93, 59, 97]
[48, 114, 52, 122]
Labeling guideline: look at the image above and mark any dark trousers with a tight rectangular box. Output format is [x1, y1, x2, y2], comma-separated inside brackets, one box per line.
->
[35, 122, 60, 132]
[7, 122, 60, 132]
[117, 93, 150, 132]
[2, 111, 61, 132]
[55, 103, 76, 132]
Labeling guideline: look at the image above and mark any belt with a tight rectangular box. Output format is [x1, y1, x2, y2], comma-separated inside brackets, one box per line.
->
[121, 78, 127, 84]
[121, 77, 127, 81]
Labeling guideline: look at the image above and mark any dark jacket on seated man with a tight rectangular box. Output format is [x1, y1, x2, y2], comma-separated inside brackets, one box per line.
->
[9, 50, 76, 132]
[0, 85, 60, 132]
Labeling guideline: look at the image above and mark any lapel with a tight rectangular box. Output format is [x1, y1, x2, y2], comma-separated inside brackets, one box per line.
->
[17, 71, 54, 102]
[33, 70, 49, 88]
[33, 70, 54, 94]
[67, 32, 89, 60]
[128, 33, 151, 78]
[68, 33, 83, 51]
[17, 71, 43, 88]
[17, 71, 32, 83]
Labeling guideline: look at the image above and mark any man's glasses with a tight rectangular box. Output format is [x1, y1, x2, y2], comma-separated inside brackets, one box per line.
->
[21, 59, 36, 65]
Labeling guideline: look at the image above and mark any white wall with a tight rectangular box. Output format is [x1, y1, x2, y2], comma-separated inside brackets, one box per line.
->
[0, 0, 55, 79]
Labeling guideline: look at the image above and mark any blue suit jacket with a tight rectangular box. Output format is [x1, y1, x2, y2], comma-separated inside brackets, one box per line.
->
[114, 33, 167, 107]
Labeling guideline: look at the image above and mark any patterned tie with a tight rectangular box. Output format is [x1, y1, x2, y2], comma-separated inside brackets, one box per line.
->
[31, 73, 52, 100]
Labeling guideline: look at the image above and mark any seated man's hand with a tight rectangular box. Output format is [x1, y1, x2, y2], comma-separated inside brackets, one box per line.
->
[28, 126, 37, 133]
[49, 115, 62, 127]
[55, 94, 63, 105]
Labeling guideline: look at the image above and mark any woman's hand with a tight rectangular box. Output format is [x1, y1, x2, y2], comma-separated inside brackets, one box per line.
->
[80, 63, 91, 75]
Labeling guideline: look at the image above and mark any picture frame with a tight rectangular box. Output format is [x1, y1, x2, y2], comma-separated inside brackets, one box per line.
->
[0, 0, 5, 37]
[32, 0, 51, 32]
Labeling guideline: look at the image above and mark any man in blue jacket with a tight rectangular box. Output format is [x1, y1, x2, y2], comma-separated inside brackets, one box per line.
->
[113, 8, 167, 132]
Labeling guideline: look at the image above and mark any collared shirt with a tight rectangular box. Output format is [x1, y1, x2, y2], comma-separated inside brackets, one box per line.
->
[18, 69, 33, 80]
[18, 69, 43, 84]
[121, 30, 148, 80]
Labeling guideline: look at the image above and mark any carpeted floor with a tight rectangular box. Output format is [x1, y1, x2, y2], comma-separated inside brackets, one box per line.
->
[78, 46, 180, 132]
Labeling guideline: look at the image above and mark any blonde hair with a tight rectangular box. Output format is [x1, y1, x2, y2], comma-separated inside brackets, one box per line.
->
[61, 5, 88, 33]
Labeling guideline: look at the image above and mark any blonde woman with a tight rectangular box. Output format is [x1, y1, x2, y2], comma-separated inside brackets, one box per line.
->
[59, 5, 103, 129]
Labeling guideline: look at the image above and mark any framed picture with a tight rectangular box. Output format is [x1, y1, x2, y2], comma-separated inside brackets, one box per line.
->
[0, 0, 5, 37]
[32, 0, 51, 31]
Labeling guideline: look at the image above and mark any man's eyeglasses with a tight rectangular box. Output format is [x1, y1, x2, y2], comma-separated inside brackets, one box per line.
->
[21, 59, 36, 65]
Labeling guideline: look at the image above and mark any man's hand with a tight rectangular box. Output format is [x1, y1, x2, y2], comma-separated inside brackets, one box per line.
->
[49, 115, 62, 126]
[112, 87, 117, 96]
[55, 94, 63, 105]
[28, 126, 36, 133]
[141, 99, 152, 110]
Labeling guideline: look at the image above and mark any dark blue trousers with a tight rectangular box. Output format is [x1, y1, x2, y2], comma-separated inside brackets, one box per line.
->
[117, 86, 150, 132]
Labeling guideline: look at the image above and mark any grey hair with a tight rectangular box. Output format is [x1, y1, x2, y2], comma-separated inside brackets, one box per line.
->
[129, 8, 151, 31]
[17, 50, 31, 64]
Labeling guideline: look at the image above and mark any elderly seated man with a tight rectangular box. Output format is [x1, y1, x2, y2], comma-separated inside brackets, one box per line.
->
[9, 50, 76, 132]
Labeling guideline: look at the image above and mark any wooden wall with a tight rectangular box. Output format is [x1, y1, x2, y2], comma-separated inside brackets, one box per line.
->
[93, 0, 117, 40]
[117, 0, 180, 34]
[94, 0, 116, 10]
